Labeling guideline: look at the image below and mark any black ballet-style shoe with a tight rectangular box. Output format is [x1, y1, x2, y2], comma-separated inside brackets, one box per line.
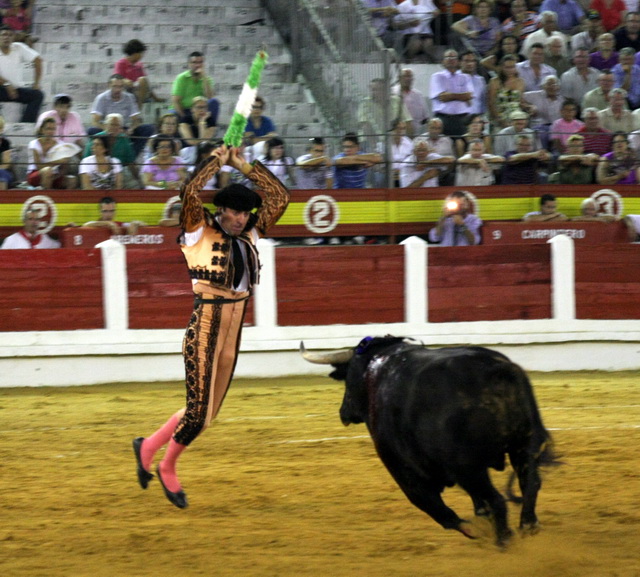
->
[156, 465, 188, 509]
[132, 437, 154, 489]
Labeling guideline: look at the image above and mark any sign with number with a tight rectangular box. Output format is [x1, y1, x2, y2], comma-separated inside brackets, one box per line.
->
[591, 189, 623, 217]
[303, 195, 340, 234]
[21, 195, 57, 234]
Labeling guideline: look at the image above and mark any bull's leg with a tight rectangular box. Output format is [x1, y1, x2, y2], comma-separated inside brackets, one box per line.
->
[380, 460, 472, 537]
[400, 483, 475, 538]
[510, 454, 542, 534]
[470, 495, 490, 517]
[457, 469, 513, 547]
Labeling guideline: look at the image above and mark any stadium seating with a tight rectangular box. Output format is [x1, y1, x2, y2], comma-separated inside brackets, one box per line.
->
[23, 0, 332, 179]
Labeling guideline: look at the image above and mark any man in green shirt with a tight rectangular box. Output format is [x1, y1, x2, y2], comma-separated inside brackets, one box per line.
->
[171, 51, 219, 125]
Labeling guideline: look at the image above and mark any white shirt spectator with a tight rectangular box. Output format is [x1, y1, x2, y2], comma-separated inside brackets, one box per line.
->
[395, 0, 438, 36]
[1, 231, 60, 249]
[295, 153, 333, 189]
[429, 69, 475, 115]
[0, 41, 39, 86]
[400, 151, 446, 187]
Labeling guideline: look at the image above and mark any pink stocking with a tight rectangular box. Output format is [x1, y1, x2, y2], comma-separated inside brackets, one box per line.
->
[140, 413, 179, 471]
[158, 438, 187, 492]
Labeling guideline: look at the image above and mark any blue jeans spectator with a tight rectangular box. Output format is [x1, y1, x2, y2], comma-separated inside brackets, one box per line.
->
[0, 85, 44, 122]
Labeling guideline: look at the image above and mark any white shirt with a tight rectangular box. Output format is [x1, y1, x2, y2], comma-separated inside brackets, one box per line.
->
[429, 69, 475, 115]
[295, 153, 332, 189]
[0, 41, 39, 86]
[395, 0, 438, 35]
[455, 153, 502, 186]
[182, 219, 259, 292]
[377, 136, 414, 171]
[393, 86, 429, 134]
[399, 152, 445, 187]
[1, 231, 60, 249]
[521, 30, 569, 57]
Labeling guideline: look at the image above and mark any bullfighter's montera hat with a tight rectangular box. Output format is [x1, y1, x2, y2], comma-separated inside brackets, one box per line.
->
[213, 184, 262, 212]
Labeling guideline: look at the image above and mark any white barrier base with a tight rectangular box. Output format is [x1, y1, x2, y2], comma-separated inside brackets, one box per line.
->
[1, 319, 639, 387]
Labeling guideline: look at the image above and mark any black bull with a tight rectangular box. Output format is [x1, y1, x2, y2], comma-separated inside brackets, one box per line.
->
[301, 336, 555, 546]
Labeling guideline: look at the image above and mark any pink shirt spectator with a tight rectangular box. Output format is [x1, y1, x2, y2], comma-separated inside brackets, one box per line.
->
[550, 118, 585, 151]
[35, 110, 87, 145]
[114, 58, 146, 83]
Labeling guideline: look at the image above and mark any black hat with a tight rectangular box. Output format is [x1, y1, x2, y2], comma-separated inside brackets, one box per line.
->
[213, 184, 262, 212]
[53, 93, 72, 105]
[586, 9, 601, 20]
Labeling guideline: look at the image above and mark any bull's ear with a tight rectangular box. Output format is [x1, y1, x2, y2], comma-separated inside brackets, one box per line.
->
[329, 364, 349, 381]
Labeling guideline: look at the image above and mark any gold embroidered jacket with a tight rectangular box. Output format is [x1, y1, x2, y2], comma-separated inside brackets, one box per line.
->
[179, 156, 290, 292]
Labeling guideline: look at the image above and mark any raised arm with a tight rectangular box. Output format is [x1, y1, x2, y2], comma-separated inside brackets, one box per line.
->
[244, 161, 291, 235]
[179, 147, 227, 232]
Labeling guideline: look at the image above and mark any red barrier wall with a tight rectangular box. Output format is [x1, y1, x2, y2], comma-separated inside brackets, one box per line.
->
[126, 248, 255, 329]
[0, 249, 104, 331]
[428, 245, 552, 322]
[275, 246, 405, 325]
[1, 243, 639, 332]
[575, 245, 640, 319]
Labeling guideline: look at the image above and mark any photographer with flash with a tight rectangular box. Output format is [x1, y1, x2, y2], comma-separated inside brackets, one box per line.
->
[428, 190, 482, 246]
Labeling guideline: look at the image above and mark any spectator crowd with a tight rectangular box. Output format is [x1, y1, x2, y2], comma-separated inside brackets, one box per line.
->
[1, 0, 640, 247]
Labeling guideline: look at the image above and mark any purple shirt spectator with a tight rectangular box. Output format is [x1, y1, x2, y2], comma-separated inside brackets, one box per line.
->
[142, 157, 185, 183]
[428, 213, 482, 246]
[539, 0, 585, 33]
[601, 150, 638, 184]
[590, 51, 619, 71]
[612, 62, 640, 108]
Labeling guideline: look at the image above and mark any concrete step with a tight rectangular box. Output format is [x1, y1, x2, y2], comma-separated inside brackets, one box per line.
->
[39, 41, 289, 64]
[44, 60, 292, 84]
[33, 22, 281, 44]
[35, 5, 265, 26]
[40, 0, 261, 7]
[273, 102, 321, 124]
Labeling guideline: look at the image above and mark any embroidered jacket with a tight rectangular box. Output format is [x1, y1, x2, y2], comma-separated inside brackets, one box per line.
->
[179, 156, 290, 293]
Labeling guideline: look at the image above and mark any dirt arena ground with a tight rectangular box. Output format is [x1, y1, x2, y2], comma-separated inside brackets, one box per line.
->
[0, 371, 638, 577]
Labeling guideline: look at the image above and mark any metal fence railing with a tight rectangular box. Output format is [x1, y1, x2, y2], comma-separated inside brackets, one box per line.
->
[262, 0, 410, 187]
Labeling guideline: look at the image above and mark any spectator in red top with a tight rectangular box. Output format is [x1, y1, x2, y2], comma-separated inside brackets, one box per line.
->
[577, 106, 613, 155]
[113, 39, 164, 107]
[1, 0, 35, 47]
[589, 0, 627, 32]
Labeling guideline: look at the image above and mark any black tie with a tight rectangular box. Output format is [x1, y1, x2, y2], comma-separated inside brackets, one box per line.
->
[231, 238, 245, 288]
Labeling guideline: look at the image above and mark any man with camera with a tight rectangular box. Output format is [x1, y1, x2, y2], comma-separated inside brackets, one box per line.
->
[428, 190, 482, 246]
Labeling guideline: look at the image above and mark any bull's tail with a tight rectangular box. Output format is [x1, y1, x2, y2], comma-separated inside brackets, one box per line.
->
[506, 436, 561, 503]
[505, 471, 522, 503]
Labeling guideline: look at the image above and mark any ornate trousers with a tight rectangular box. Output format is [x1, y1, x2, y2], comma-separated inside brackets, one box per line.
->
[173, 296, 248, 446]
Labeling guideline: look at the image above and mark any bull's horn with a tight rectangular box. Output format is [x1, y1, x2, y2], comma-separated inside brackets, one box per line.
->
[299, 342, 354, 365]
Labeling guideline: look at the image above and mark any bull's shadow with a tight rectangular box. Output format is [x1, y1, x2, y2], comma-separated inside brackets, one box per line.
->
[301, 336, 557, 547]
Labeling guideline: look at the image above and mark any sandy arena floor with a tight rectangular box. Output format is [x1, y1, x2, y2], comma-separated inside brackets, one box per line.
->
[0, 371, 638, 577]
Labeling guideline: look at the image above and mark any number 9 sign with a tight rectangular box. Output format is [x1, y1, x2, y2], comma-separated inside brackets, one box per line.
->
[303, 195, 340, 234]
